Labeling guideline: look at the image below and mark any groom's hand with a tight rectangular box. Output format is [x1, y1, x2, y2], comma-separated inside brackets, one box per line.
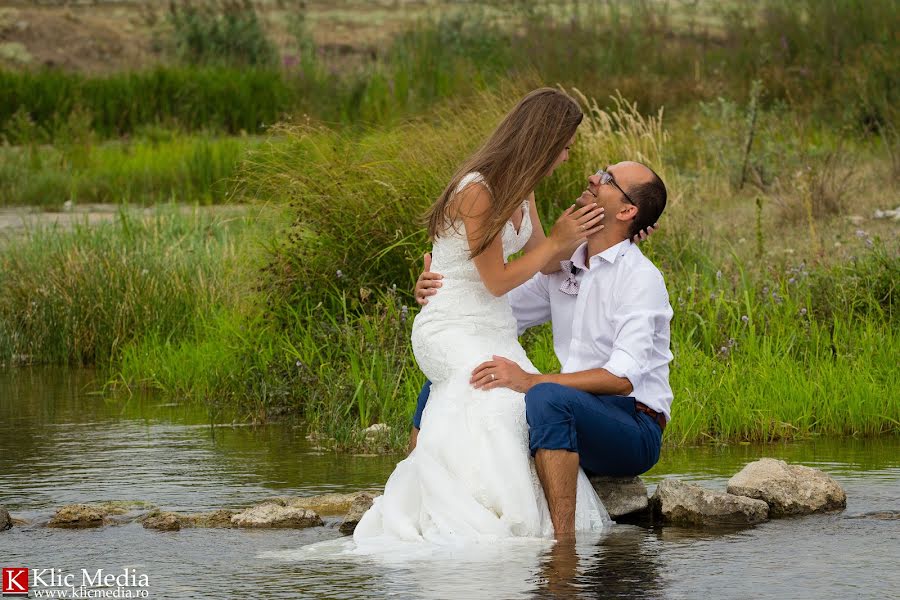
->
[415, 252, 444, 306]
[471, 356, 537, 393]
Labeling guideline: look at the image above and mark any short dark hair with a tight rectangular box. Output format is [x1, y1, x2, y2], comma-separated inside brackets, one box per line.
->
[626, 168, 667, 238]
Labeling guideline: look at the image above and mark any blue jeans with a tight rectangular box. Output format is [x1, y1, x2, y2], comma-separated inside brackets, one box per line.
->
[412, 380, 662, 477]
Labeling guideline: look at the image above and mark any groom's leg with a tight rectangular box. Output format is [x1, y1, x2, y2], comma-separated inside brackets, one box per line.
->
[526, 382, 663, 527]
[534, 448, 580, 536]
[526, 382, 662, 477]
[408, 380, 432, 453]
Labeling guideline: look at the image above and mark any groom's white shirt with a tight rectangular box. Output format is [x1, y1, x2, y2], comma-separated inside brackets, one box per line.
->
[508, 239, 674, 420]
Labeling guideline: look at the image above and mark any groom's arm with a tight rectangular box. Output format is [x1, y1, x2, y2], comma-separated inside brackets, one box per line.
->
[534, 267, 672, 397]
[527, 368, 633, 396]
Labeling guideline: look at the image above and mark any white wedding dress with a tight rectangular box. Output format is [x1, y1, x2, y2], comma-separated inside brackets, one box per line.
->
[352, 173, 610, 545]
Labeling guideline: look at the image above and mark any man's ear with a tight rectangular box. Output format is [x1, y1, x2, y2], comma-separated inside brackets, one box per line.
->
[615, 204, 638, 223]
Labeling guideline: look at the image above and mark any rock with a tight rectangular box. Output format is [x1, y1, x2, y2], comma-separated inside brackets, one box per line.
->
[650, 479, 769, 527]
[364, 423, 391, 438]
[48, 504, 107, 528]
[181, 510, 237, 528]
[0, 42, 32, 64]
[0, 507, 12, 531]
[589, 476, 649, 518]
[846, 511, 900, 521]
[339, 493, 375, 535]
[271, 491, 381, 516]
[727, 458, 847, 517]
[140, 509, 236, 529]
[230, 503, 323, 529]
[142, 512, 180, 531]
[873, 206, 900, 221]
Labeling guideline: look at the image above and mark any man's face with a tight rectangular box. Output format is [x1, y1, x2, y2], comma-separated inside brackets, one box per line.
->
[577, 161, 653, 214]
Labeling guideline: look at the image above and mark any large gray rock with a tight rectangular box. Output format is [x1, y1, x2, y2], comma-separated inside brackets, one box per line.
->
[650, 479, 769, 527]
[0, 507, 12, 531]
[339, 493, 376, 535]
[727, 458, 847, 517]
[230, 503, 323, 529]
[590, 476, 649, 518]
[48, 504, 107, 528]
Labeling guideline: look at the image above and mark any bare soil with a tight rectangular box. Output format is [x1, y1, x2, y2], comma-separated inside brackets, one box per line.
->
[0, 0, 454, 73]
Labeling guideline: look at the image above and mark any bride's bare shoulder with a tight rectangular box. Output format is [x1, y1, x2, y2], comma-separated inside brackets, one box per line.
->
[449, 181, 492, 221]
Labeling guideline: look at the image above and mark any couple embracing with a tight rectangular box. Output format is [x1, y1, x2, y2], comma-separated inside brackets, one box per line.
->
[354, 88, 673, 545]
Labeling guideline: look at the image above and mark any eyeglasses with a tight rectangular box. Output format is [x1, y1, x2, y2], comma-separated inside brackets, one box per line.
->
[595, 169, 634, 205]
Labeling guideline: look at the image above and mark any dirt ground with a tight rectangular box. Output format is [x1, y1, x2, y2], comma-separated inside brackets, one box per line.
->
[0, 0, 466, 73]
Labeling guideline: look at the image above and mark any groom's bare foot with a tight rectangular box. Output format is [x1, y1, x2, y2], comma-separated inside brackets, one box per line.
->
[535, 449, 580, 536]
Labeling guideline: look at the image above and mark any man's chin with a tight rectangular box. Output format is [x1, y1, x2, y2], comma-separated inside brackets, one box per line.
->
[575, 191, 596, 208]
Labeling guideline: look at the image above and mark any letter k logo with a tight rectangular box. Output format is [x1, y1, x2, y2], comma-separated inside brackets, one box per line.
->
[2, 568, 29, 596]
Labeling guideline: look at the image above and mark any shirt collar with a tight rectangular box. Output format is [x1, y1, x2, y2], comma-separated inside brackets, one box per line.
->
[569, 243, 589, 271]
[570, 239, 633, 270]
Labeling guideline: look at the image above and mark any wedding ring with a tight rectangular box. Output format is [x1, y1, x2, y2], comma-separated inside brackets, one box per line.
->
[580, 225, 586, 230]
[490, 374, 495, 381]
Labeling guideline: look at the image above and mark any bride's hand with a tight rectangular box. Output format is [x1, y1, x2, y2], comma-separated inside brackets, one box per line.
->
[549, 203, 605, 248]
[632, 222, 659, 244]
[415, 252, 443, 306]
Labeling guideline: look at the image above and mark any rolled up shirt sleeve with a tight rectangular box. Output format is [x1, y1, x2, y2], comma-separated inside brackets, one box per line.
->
[508, 273, 552, 336]
[602, 269, 672, 399]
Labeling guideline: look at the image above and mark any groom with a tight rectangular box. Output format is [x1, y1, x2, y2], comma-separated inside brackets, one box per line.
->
[411, 161, 673, 535]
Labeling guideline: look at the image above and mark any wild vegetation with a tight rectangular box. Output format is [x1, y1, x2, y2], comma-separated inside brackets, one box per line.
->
[0, 0, 896, 451]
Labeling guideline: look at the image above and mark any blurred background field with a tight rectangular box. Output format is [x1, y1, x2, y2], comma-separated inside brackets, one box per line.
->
[0, 0, 896, 451]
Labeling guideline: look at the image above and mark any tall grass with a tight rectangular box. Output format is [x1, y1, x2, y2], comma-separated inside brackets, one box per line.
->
[0, 204, 260, 365]
[222, 83, 898, 449]
[0, 133, 256, 206]
[3, 82, 896, 449]
[0, 67, 293, 142]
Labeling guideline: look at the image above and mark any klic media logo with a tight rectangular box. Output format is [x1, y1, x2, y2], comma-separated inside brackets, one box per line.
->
[2, 568, 28, 597]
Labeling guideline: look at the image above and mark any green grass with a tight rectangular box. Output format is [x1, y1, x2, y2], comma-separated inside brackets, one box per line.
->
[0, 203, 264, 365]
[0, 134, 257, 207]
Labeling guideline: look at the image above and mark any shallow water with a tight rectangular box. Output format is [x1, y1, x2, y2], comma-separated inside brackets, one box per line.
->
[1, 367, 897, 599]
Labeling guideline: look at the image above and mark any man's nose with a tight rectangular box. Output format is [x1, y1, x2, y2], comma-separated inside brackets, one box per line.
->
[587, 174, 600, 185]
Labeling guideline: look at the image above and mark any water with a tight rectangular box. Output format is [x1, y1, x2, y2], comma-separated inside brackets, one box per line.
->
[1, 367, 898, 599]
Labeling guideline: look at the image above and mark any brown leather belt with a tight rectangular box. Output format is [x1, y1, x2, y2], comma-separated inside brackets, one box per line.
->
[635, 401, 667, 432]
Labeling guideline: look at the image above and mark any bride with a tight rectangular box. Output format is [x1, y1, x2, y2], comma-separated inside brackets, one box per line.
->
[353, 88, 611, 545]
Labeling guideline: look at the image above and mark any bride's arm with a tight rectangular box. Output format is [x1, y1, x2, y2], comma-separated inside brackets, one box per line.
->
[456, 184, 602, 297]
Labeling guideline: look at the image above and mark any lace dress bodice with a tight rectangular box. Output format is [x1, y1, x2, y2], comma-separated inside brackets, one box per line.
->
[413, 172, 532, 338]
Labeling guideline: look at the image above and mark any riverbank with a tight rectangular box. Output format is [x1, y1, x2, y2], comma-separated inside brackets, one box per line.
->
[1, 93, 896, 451]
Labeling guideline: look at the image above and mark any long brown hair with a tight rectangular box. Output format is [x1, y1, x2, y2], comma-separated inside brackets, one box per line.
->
[424, 88, 583, 258]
